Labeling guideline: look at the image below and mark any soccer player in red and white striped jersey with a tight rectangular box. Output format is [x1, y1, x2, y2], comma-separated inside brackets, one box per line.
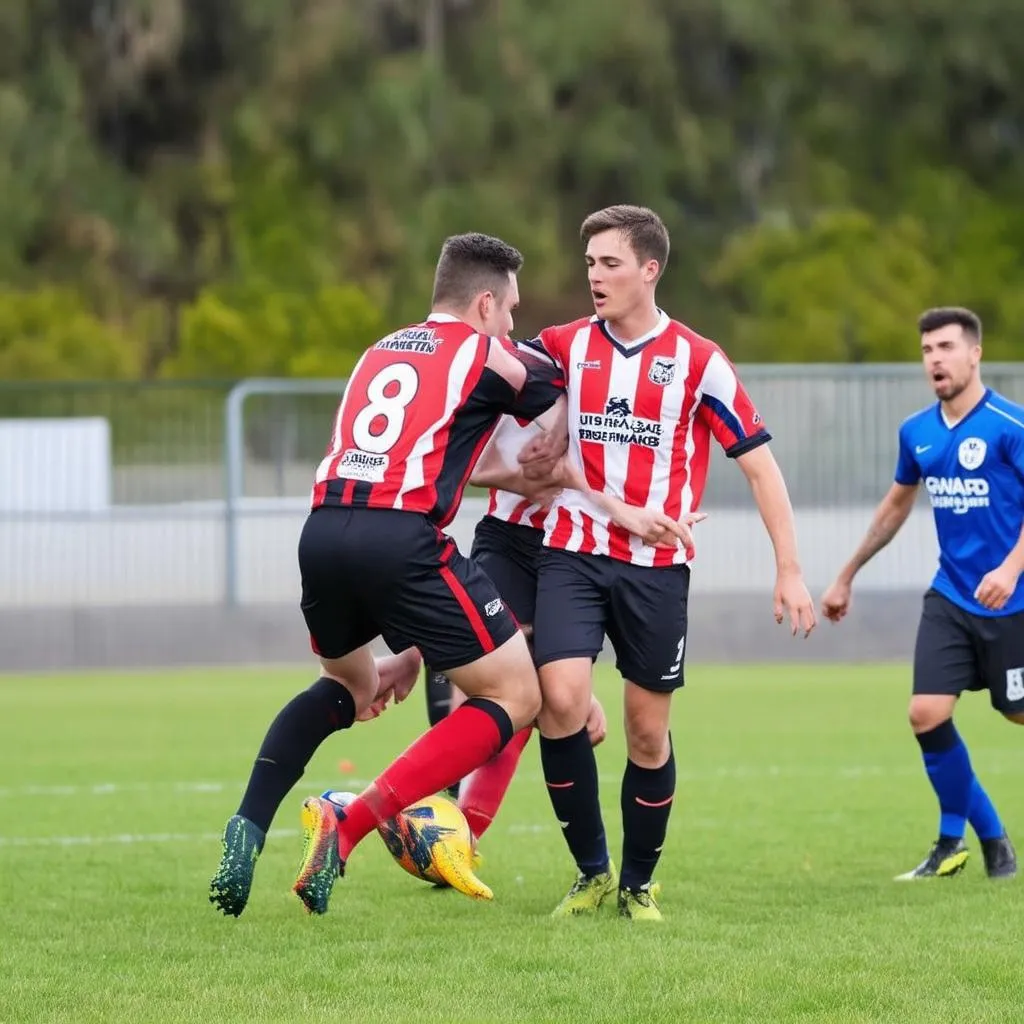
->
[524, 205, 817, 921]
[210, 233, 567, 917]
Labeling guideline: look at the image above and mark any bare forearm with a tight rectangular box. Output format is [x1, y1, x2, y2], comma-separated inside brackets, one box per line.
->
[840, 501, 912, 582]
[748, 469, 802, 574]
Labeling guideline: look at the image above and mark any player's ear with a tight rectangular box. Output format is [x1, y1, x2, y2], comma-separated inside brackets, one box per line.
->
[476, 290, 494, 324]
[642, 258, 660, 285]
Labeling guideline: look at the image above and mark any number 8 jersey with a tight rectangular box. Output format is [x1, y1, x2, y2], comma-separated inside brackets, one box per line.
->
[312, 313, 564, 527]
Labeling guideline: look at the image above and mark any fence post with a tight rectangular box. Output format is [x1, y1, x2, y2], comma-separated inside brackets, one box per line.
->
[222, 378, 349, 606]
[223, 381, 251, 606]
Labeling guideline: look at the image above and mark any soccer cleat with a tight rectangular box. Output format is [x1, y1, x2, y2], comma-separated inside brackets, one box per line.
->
[618, 881, 663, 922]
[894, 836, 969, 880]
[551, 862, 618, 917]
[293, 796, 345, 915]
[981, 834, 1017, 879]
[209, 814, 265, 917]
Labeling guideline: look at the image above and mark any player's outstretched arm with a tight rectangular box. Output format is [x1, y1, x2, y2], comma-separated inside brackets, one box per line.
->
[974, 520, 1024, 611]
[735, 444, 816, 637]
[820, 481, 919, 622]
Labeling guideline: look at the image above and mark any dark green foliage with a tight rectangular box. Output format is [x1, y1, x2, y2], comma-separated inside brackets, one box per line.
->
[2, 0, 1023, 377]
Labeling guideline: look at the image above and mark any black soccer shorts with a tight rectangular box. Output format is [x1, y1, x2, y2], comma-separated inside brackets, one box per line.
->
[532, 547, 690, 692]
[298, 506, 518, 672]
[469, 515, 543, 627]
[913, 588, 1024, 714]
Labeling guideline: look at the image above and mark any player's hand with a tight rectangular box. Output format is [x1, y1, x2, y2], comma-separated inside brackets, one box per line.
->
[820, 579, 852, 623]
[975, 563, 1020, 611]
[774, 570, 816, 637]
[585, 695, 607, 747]
[614, 506, 707, 550]
[518, 430, 568, 477]
[356, 690, 392, 722]
[517, 472, 563, 508]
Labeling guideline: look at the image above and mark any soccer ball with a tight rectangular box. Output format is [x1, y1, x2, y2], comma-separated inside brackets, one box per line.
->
[320, 790, 487, 896]
[376, 793, 476, 887]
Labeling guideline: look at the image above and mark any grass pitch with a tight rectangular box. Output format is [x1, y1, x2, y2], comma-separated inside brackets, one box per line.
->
[2, 662, 1023, 1023]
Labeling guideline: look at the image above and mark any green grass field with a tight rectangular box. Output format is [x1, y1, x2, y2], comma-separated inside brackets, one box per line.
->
[3, 663, 1024, 1023]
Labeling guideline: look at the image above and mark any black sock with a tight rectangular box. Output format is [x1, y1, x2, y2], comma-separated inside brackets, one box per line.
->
[424, 665, 453, 727]
[423, 665, 460, 797]
[539, 727, 609, 876]
[620, 738, 676, 891]
[237, 677, 356, 834]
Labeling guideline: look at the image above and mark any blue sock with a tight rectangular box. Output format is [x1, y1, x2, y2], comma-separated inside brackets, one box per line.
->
[915, 720, 973, 840]
[968, 777, 1005, 842]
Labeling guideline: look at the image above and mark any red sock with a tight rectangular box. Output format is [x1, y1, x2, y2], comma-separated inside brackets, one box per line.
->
[335, 700, 511, 861]
[459, 726, 532, 839]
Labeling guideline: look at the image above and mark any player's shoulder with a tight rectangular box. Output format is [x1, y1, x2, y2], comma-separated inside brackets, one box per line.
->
[982, 389, 1024, 432]
[663, 316, 725, 357]
[897, 403, 938, 439]
[537, 316, 595, 346]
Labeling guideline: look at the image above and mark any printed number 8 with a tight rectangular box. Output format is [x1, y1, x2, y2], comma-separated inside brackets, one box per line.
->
[351, 363, 420, 454]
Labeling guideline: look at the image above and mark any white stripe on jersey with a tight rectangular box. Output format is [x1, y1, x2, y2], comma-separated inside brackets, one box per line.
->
[313, 348, 373, 486]
[622, 333, 692, 566]
[544, 323, 697, 566]
[396, 334, 481, 507]
[487, 415, 546, 524]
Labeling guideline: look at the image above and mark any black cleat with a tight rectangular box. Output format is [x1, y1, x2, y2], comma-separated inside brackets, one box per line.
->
[981, 834, 1017, 880]
[894, 836, 969, 880]
[210, 814, 266, 916]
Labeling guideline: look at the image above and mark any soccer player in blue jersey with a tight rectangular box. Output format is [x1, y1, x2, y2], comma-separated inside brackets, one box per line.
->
[821, 306, 1023, 880]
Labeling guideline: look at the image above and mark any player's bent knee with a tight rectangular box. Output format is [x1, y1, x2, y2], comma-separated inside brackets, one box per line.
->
[319, 646, 379, 715]
[1003, 711, 1024, 726]
[445, 631, 540, 726]
[908, 694, 957, 734]
[536, 658, 592, 735]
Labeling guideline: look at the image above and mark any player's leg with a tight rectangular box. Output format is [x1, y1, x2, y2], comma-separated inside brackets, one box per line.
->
[533, 548, 613, 916]
[294, 527, 540, 913]
[607, 561, 689, 922]
[974, 607, 1024, 879]
[898, 590, 984, 880]
[422, 663, 460, 798]
[210, 509, 407, 916]
[456, 520, 542, 842]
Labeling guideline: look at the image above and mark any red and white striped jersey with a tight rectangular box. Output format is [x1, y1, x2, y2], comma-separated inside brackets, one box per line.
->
[484, 415, 551, 529]
[312, 314, 563, 528]
[535, 311, 770, 567]
[484, 337, 562, 530]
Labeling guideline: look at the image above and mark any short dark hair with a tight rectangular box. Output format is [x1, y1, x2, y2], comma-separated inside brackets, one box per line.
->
[917, 306, 982, 342]
[580, 205, 670, 276]
[431, 233, 523, 308]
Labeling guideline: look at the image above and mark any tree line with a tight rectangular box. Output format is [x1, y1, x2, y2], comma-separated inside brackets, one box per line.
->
[1, 0, 1022, 381]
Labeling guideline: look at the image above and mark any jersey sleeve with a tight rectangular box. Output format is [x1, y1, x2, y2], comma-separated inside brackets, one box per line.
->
[505, 348, 566, 422]
[1004, 420, 1024, 485]
[696, 349, 771, 457]
[893, 423, 921, 485]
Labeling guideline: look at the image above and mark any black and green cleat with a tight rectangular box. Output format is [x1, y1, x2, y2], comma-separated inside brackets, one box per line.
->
[894, 836, 969, 880]
[209, 814, 266, 917]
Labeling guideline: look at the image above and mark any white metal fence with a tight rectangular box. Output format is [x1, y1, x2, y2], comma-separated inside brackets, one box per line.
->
[1, 364, 1022, 610]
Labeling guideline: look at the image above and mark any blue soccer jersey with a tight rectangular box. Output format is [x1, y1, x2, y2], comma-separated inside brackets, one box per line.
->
[894, 388, 1024, 617]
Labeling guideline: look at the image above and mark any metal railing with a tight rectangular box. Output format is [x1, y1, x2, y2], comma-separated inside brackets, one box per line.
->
[0, 364, 1021, 609]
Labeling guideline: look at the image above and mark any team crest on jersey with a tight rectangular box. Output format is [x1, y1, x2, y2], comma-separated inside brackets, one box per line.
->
[648, 357, 675, 387]
[958, 437, 987, 471]
[605, 396, 632, 417]
[337, 448, 388, 482]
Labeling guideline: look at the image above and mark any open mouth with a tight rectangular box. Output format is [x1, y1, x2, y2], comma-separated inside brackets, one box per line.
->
[931, 371, 948, 386]
[592, 290, 607, 304]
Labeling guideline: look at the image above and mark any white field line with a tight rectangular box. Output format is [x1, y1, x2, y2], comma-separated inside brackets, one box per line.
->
[0, 823, 552, 848]
[0, 762, 953, 801]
